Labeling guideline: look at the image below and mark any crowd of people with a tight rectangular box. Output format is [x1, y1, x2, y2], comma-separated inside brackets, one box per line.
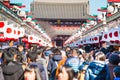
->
[0, 40, 120, 80]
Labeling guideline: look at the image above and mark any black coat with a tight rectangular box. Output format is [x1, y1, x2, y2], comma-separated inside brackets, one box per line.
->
[0, 66, 4, 80]
[2, 61, 24, 80]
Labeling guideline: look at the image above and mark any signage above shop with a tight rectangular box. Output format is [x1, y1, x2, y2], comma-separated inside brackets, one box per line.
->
[108, 0, 120, 2]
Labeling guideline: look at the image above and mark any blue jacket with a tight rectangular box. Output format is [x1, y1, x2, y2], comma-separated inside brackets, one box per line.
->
[47, 54, 62, 78]
[85, 60, 107, 80]
[114, 78, 120, 80]
[65, 56, 80, 72]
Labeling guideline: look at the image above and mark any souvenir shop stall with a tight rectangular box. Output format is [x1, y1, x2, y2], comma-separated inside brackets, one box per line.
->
[65, 1, 120, 51]
[0, 1, 52, 49]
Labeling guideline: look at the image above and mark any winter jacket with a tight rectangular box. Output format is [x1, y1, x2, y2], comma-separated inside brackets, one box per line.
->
[2, 61, 24, 80]
[0, 66, 4, 80]
[38, 58, 48, 80]
[114, 78, 120, 80]
[37, 57, 49, 80]
[85, 60, 107, 80]
[65, 56, 80, 72]
[30, 61, 45, 80]
[47, 54, 62, 78]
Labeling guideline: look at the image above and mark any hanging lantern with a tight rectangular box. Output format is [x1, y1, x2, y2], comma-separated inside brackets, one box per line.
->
[13, 28, 19, 41]
[0, 34, 6, 42]
[30, 21, 36, 26]
[104, 34, 107, 39]
[34, 25, 39, 29]
[90, 20, 95, 25]
[115, 40, 119, 43]
[0, 22, 5, 28]
[19, 28, 25, 37]
[0, 21, 7, 32]
[94, 37, 98, 41]
[26, 17, 32, 22]
[28, 35, 34, 43]
[18, 30, 21, 35]
[4, 25, 15, 41]
[114, 31, 118, 37]
[97, 14, 103, 20]
[107, 6, 114, 13]
[19, 11, 26, 17]
[22, 37, 28, 43]
[30, 36, 33, 40]
[39, 40, 41, 42]
[109, 32, 112, 38]
[6, 28, 12, 34]
[109, 31, 114, 43]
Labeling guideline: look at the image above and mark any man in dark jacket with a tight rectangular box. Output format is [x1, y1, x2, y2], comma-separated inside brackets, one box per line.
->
[0, 66, 4, 80]
[47, 48, 62, 80]
[2, 47, 24, 80]
[17, 43, 27, 63]
[27, 51, 46, 80]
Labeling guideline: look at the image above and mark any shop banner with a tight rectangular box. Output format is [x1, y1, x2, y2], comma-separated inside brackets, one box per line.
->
[108, 0, 120, 2]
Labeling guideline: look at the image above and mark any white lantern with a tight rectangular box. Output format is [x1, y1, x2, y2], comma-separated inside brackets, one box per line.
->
[35, 25, 39, 29]
[107, 6, 114, 13]
[31, 21, 36, 26]
[19, 11, 26, 17]
[90, 20, 95, 25]
[97, 14, 103, 20]
[85, 23, 90, 28]
[26, 17, 32, 22]
[13, 6, 21, 11]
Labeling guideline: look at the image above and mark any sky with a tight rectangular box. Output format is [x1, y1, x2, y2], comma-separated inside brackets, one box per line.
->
[89, 0, 107, 15]
[10, 0, 107, 15]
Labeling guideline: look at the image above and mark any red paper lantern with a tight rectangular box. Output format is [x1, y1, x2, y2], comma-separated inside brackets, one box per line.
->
[114, 31, 118, 37]
[0, 22, 5, 28]
[30, 36, 33, 40]
[110, 40, 114, 43]
[115, 40, 119, 43]
[109, 32, 112, 38]
[39, 40, 41, 42]
[104, 34, 107, 39]
[6, 28, 12, 34]
[94, 37, 98, 41]
[18, 31, 20, 35]
[14, 30, 16, 34]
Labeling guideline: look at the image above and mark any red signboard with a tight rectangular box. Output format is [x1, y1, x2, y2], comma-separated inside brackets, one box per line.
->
[108, 0, 120, 2]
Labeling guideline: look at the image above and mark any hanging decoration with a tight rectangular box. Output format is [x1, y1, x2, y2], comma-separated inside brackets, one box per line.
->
[0, 21, 7, 32]
[0, 33, 6, 42]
